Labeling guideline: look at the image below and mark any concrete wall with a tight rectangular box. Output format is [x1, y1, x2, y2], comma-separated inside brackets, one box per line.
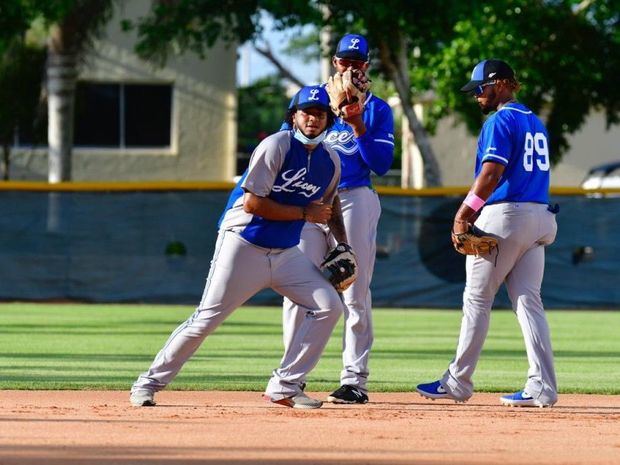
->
[12, 0, 237, 182]
[429, 110, 620, 187]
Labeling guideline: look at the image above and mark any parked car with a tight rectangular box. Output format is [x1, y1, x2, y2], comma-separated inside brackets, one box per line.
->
[581, 161, 620, 190]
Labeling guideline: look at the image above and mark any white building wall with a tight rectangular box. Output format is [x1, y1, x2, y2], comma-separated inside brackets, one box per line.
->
[12, 0, 237, 182]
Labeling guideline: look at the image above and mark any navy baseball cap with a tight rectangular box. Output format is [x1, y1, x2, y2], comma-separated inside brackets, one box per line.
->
[460, 59, 515, 92]
[292, 85, 330, 112]
[335, 34, 369, 62]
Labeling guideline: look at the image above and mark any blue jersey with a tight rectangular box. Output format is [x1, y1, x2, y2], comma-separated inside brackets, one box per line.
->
[476, 102, 550, 204]
[218, 131, 341, 249]
[281, 92, 395, 189]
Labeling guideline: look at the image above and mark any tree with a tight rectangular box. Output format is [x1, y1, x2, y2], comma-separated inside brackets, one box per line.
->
[126, 0, 448, 185]
[425, 0, 620, 164]
[0, 0, 117, 182]
[127, 0, 620, 184]
[324, 0, 469, 186]
[0, 40, 46, 180]
[253, 39, 305, 87]
[237, 75, 290, 155]
[44, 0, 117, 182]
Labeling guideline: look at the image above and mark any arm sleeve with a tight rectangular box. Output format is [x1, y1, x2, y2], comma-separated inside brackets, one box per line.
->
[322, 147, 342, 205]
[355, 102, 395, 175]
[479, 114, 513, 166]
[241, 134, 288, 197]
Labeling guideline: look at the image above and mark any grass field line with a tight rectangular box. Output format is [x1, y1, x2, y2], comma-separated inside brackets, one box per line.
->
[1, 303, 618, 394]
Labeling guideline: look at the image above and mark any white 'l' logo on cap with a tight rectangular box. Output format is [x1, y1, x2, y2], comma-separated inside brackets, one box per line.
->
[489, 72, 497, 78]
[349, 38, 360, 50]
[309, 89, 320, 100]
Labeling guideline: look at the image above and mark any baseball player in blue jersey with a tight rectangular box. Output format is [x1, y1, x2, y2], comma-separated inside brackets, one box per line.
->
[130, 85, 353, 409]
[281, 34, 395, 404]
[416, 59, 559, 407]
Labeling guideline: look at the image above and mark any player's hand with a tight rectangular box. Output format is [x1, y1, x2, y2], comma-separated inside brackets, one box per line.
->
[326, 67, 369, 120]
[451, 223, 498, 256]
[304, 200, 332, 224]
[452, 219, 469, 234]
[451, 219, 470, 249]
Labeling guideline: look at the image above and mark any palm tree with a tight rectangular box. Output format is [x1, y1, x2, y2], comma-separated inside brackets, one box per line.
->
[46, 0, 116, 182]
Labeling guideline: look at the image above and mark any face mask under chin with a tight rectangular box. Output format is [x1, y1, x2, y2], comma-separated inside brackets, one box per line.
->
[293, 128, 327, 146]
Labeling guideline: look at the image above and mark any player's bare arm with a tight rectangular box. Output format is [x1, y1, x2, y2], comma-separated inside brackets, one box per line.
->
[243, 192, 332, 224]
[452, 161, 505, 237]
[327, 195, 348, 244]
[343, 112, 367, 137]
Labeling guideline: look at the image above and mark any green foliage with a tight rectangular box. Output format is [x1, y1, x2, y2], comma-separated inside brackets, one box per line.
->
[0, 0, 85, 45]
[0, 2, 31, 50]
[369, 75, 402, 169]
[237, 75, 290, 154]
[0, 40, 46, 145]
[1, 303, 619, 393]
[281, 26, 320, 61]
[323, 0, 620, 163]
[129, 0, 620, 164]
[426, 0, 620, 163]
[125, 0, 321, 65]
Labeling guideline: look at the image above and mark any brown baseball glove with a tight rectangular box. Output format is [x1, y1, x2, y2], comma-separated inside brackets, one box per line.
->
[326, 68, 370, 119]
[451, 225, 498, 256]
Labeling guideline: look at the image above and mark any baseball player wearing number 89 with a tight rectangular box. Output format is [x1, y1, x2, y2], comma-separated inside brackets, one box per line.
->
[130, 85, 350, 409]
[416, 59, 559, 408]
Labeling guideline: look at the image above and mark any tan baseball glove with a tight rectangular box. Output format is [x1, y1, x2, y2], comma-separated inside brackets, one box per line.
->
[326, 68, 370, 119]
[451, 225, 498, 256]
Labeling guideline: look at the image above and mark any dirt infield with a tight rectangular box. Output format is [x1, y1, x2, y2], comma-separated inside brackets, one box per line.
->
[1, 391, 619, 465]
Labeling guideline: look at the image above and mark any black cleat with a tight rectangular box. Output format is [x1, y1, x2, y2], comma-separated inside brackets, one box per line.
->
[326, 385, 369, 404]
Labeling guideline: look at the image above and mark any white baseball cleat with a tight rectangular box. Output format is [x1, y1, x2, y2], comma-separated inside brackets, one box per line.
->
[130, 389, 156, 407]
[264, 392, 323, 409]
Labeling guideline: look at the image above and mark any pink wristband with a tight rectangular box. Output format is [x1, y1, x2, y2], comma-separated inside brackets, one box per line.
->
[464, 192, 485, 212]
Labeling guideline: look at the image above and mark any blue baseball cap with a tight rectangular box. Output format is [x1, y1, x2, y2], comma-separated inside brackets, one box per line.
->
[335, 34, 369, 62]
[461, 59, 515, 92]
[292, 85, 330, 112]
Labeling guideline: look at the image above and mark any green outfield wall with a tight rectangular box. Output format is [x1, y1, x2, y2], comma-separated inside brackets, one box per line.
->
[0, 182, 617, 308]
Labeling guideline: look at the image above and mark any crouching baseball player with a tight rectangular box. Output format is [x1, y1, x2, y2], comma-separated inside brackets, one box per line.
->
[417, 59, 559, 408]
[130, 85, 357, 409]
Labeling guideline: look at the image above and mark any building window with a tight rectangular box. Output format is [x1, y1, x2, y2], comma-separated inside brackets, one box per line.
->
[74, 83, 120, 147]
[15, 82, 173, 149]
[75, 82, 172, 148]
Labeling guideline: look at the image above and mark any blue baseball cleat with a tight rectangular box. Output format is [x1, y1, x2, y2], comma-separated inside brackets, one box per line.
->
[416, 380, 453, 401]
[500, 391, 553, 408]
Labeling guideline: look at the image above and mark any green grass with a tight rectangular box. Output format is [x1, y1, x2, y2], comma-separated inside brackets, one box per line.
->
[0, 303, 619, 394]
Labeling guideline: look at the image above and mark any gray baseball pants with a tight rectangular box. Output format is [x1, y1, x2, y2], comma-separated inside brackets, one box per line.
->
[441, 202, 558, 405]
[133, 230, 344, 400]
[283, 186, 381, 393]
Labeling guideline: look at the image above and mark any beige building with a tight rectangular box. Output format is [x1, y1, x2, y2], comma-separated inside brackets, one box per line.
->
[13, 0, 237, 182]
[399, 103, 620, 188]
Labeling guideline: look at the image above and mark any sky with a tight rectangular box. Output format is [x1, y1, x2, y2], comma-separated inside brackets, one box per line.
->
[236, 15, 321, 88]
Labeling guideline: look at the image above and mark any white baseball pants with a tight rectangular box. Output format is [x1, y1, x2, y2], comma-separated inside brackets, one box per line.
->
[283, 186, 381, 393]
[133, 230, 344, 400]
[441, 202, 558, 404]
